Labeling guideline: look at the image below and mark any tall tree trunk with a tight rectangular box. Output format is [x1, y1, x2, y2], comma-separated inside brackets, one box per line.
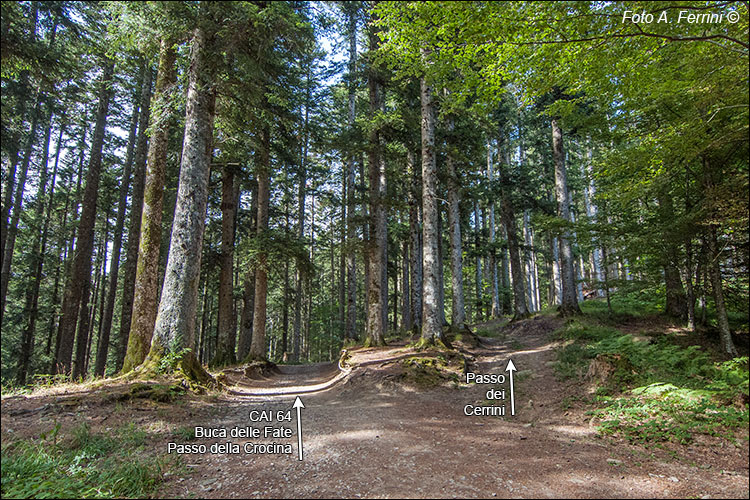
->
[365, 24, 386, 347]
[437, 207, 447, 326]
[305, 194, 316, 360]
[283, 245, 290, 357]
[212, 165, 237, 366]
[657, 188, 688, 319]
[500, 227, 510, 314]
[497, 133, 528, 319]
[703, 157, 738, 357]
[85, 224, 109, 376]
[55, 59, 115, 375]
[549, 235, 562, 305]
[293, 142, 307, 361]
[339, 180, 346, 341]
[250, 126, 271, 360]
[140, 27, 215, 384]
[445, 115, 465, 330]
[602, 244, 613, 316]
[238, 178, 258, 360]
[71, 270, 93, 379]
[551, 117, 580, 316]
[93, 63, 144, 377]
[117, 64, 155, 371]
[198, 278, 209, 363]
[684, 173, 696, 331]
[475, 202, 484, 322]
[419, 70, 443, 345]
[407, 149, 423, 333]
[523, 210, 536, 312]
[401, 238, 411, 331]
[583, 145, 603, 295]
[487, 142, 500, 318]
[120, 43, 176, 373]
[685, 236, 696, 331]
[344, 0, 359, 343]
[49, 123, 86, 367]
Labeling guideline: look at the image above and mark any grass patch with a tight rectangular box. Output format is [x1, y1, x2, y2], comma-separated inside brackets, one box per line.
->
[400, 352, 465, 387]
[1, 422, 173, 498]
[555, 297, 749, 446]
[593, 388, 748, 445]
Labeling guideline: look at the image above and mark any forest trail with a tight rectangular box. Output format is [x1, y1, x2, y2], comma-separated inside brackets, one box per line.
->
[3, 315, 747, 498]
[159, 316, 748, 498]
[223, 362, 349, 396]
[3, 315, 748, 498]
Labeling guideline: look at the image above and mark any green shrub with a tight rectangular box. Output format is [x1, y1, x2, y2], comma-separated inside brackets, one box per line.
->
[555, 300, 749, 446]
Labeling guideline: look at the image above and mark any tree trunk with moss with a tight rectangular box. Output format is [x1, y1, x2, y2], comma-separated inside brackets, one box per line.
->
[117, 60, 154, 371]
[121, 43, 176, 374]
[140, 27, 215, 383]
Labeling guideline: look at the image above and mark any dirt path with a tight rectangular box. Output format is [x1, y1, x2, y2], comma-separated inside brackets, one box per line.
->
[159, 317, 749, 498]
[2, 317, 747, 498]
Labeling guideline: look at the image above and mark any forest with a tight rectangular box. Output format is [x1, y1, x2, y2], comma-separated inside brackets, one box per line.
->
[1, 1, 748, 499]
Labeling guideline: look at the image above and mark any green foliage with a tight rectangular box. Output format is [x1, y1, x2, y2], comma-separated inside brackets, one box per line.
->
[556, 299, 749, 445]
[157, 346, 193, 375]
[1, 423, 170, 498]
[593, 391, 748, 445]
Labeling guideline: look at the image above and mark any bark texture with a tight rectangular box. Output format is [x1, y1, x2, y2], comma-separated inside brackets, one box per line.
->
[117, 62, 154, 370]
[142, 27, 215, 382]
[488, 142, 500, 318]
[365, 23, 386, 347]
[122, 42, 176, 373]
[408, 149, 423, 333]
[345, 4, 358, 342]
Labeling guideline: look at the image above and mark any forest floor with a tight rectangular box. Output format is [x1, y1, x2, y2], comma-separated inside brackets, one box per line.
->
[2, 314, 748, 499]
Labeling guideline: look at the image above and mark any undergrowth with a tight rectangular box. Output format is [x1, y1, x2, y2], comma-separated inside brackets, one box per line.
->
[1, 422, 175, 498]
[554, 296, 749, 446]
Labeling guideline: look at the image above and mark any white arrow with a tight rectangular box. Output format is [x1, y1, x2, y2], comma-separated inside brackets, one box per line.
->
[292, 397, 305, 460]
[505, 359, 517, 416]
